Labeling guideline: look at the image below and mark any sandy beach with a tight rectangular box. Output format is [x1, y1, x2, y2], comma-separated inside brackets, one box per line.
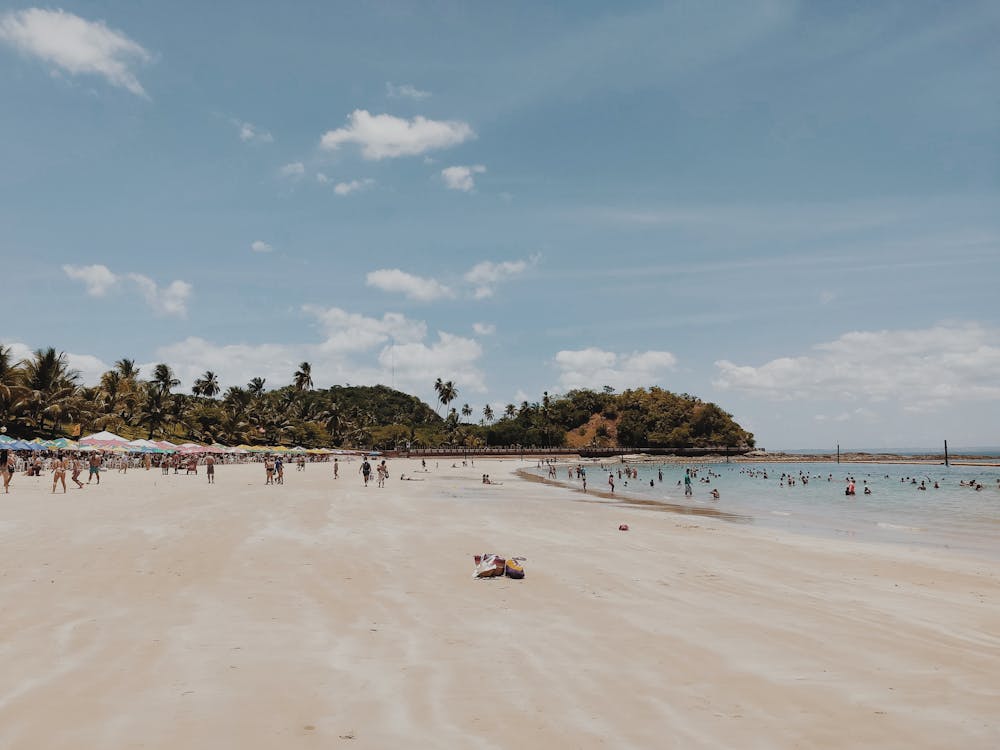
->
[1, 458, 998, 749]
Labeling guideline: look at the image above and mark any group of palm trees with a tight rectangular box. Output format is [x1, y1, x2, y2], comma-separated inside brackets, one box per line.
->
[0, 346, 358, 447]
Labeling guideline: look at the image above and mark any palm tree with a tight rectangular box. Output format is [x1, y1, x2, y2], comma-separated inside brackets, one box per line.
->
[438, 380, 457, 415]
[461, 403, 473, 421]
[137, 383, 171, 439]
[19, 348, 80, 435]
[193, 370, 220, 398]
[293, 362, 313, 392]
[482, 404, 494, 424]
[152, 363, 180, 395]
[115, 358, 141, 381]
[247, 377, 266, 398]
[504, 403, 516, 419]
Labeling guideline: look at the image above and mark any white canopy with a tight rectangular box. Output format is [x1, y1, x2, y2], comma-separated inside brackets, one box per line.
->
[80, 431, 128, 444]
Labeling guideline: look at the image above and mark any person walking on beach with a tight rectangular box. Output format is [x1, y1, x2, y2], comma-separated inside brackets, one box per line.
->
[70, 454, 84, 489]
[205, 455, 215, 484]
[275, 457, 284, 485]
[360, 458, 372, 487]
[88, 452, 102, 484]
[52, 454, 68, 493]
[264, 456, 275, 485]
[333, 458, 339, 479]
[1, 448, 11, 494]
[684, 469, 693, 497]
[608, 474, 615, 493]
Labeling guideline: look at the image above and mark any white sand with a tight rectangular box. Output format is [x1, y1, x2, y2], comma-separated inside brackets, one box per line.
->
[1, 458, 998, 749]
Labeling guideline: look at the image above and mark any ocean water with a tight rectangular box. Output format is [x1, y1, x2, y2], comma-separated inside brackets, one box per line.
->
[531, 461, 1000, 559]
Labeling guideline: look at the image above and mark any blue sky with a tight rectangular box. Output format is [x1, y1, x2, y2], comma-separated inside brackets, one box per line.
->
[1, 1, 998, 449]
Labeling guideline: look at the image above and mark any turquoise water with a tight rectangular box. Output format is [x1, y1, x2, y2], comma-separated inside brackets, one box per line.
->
[533, 461, 1000, 559]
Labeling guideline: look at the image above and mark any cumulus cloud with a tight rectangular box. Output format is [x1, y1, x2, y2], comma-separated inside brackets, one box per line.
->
[63, 264, 191, 317]
[62, 264, 119, 296]
[333, 178, 375, 196]
[386, 82, 430, 100]
[366, 269, 453, 302]
[250, 240, 272, 253]
[278, 161, 305, 179]
[319, 110, 474, 160]
[554, 348, 678, 391]
[0, 8, 151, 97]
[149, 305, 485, 396]
[442, 164, 486, 192]
[126, 274, 192, 318]
[472, 322, 496, 336]
[463, 255, 538, 299]
[233, 119, 273, 143]
[713, 323, 1000, 410]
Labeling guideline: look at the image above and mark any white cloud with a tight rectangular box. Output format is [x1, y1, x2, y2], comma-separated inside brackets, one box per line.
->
[386, 82, 430, 100]
[148, 305, 485, 397]
[316, 172, 329, 184]
[250, 240, 272, 253]
[278, 161, 305, 179]
[319, 109, 474, 160]
[5, 341, 109, 386]
[62, 264, 119, 296]
[63, 264, 190, 317]
[0, 8, 151, 97]
[304, 305, 427, 353]
[366, 269, 453, 302]
[472, 322, 495, 336]
[379, 332, 485, 393]
[554, 348, 677, 391]
[333, 178, 375, 196]
[127, 274, 192, 318]
[233, 119, 273, 144]
[713, 323, 1000, 410]
[442, 164, 486, 192]
[463, 255, 538, 299]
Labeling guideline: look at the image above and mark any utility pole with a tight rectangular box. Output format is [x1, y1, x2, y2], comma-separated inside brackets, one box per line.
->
[836, 443, 840, 464]
[944, 439, 949, 467]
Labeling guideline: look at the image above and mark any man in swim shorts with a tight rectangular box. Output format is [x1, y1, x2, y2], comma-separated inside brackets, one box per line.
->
[88, 453, 103, 484]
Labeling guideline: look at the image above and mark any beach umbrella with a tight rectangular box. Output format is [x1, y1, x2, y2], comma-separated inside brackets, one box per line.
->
[0, 434, 15, 444]
[50, 437, 78, 449]
[80, 430, 129, 445]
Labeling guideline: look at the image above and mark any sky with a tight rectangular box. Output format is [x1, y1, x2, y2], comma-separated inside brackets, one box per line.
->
[1, 0, 998, 450]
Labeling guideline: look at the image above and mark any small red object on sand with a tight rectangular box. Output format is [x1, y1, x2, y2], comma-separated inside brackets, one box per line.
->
[619, 524, 629, 531]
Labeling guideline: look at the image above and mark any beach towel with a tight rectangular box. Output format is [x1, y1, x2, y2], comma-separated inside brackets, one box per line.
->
[473, 554, 506, 578]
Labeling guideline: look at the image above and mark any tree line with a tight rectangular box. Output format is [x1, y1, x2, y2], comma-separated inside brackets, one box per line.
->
[0, 346, 753, 450]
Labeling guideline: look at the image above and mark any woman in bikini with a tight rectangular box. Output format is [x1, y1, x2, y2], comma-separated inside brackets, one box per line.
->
[52, 454, 68, 493]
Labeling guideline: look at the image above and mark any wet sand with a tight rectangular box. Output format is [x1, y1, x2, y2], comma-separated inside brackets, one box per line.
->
[1, 459, 998, 749]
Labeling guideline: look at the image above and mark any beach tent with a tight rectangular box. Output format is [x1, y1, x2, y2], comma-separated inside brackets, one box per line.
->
[0, 434, 15, 444]
[127, 439, 159, 450]
[7, 440, 35, 450]
[50, 437, 78, 449]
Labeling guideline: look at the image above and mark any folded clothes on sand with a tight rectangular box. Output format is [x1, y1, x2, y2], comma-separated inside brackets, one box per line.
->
[473, 553, 525, 579]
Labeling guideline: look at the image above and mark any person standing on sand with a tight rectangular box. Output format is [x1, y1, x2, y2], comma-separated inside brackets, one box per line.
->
[360, 458, 372, 487]
[88, 452, 102, 484]
[333, 458, 339, 479]
[608, 474, 615, 493]
[52, 454, 68, 493]
[205, 455, 215, 484]
[275, 456, 284, 485]
[264, 456, 275, 485]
